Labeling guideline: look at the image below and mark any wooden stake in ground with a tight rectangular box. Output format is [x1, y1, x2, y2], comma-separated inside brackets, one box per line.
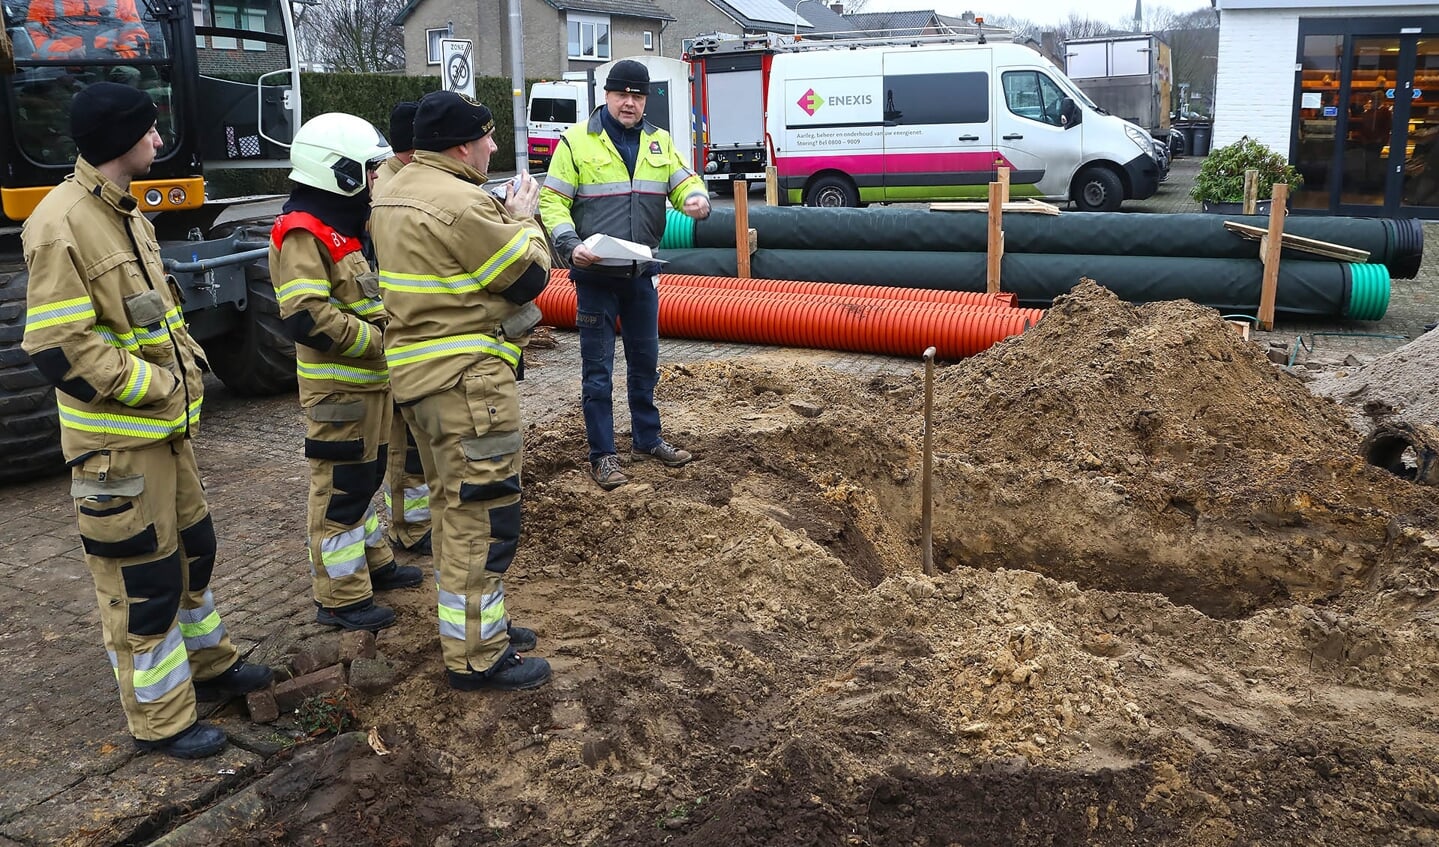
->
[986, 167, 1009, 295]
[1243, 169, 1259, 215]
[921, 346, 937, 577]
[734, 179, 751, 279]
[764, 166, 779, 207]
[1257, 182, 1289, 330]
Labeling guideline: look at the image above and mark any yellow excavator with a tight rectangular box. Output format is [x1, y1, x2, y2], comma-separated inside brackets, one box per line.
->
[0, 0, 303, 481]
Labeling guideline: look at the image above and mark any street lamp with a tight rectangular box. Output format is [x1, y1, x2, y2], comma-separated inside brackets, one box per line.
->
[793, 0, 817, 39]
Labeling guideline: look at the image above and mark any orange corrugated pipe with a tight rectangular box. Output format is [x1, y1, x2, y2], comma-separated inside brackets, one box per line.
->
[546, 269, 1018, 308]
[535, 277, 1038, 358]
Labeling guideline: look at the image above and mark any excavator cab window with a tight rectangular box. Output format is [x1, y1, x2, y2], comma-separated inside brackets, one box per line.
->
[4, 0, 175, 165]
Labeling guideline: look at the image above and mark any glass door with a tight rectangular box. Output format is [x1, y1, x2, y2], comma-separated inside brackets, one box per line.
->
[1293, 35, 1344, 210]
[1401, 38, 1439, 209]
[1338, 36, 1402, 210]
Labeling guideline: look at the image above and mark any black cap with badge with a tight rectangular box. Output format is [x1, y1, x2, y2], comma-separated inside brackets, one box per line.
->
[413, 90, 495, 152]
[604, 59, 650, 94]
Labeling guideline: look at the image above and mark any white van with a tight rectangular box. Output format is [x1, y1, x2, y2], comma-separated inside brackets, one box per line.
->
[768, 40, 1161, 211]
[525, 56, 693, 172]
[527, 74, 592, 172]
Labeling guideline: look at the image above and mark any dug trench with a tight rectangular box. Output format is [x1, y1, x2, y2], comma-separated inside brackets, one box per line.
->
[190, 284, 1439, 846]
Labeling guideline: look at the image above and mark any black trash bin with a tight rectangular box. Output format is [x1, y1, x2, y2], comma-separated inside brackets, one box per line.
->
[1191, 123, 1213, 156]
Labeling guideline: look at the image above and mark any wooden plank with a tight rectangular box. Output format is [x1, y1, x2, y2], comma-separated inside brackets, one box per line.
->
[1243, 169, 1259, 216]
[986, 180, 1003, 295]
[997, 166, 1010, 202]
[746, 227, 757, 255]
[764, 166, 778, 207]
[1222, 221, 1371, 262]
[930, 199, 1060, 214]
[1257, 183, 1288, 331]
[734, 180, 751, 279]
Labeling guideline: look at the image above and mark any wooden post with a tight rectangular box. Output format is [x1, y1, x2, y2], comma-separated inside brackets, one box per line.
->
[764, 165, 779, 207]
[1257, 182, 1288, 331]
[734, 179, 750, 279]
[921, 346, 937, 577]
[1243, 169, 1259, 215]
[986, 180, 1004, 294]
[997, 165, 1010, 203]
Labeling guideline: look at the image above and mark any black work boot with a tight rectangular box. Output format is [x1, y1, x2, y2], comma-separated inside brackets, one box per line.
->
[509, 625, 538, 653]
[407, 531, 433, 556]
[389, 530, 432, 556]
[370, 561, 424, 591]
[134, 721, 227, 759]
[315, 598, 397, 632]
[631, 440, 693, 467]
[591, 454, 628, 490]
[447, 648, 551, 692]
[193, 659, 274, 702]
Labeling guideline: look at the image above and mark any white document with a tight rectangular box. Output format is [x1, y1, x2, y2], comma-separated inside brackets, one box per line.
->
[582, 233, 668, 266]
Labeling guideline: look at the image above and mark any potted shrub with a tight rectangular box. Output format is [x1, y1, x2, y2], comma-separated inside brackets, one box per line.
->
[1191, 136, 1303, 214]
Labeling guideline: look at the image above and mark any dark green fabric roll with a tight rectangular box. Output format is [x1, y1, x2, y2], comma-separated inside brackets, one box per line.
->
[685, 208, 1420, 279]
[656, 248, 1369, 319]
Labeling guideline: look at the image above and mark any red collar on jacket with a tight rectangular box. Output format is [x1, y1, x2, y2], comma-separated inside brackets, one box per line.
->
[270, 210, 362, 263]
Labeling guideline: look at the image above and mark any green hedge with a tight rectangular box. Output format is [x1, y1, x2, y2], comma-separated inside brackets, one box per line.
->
[207, 73, 534, 199]
[300, 72, 529, 165]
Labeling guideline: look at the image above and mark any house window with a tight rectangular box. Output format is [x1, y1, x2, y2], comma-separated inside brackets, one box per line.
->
[211, 3, 267, 51]
[568, 14, 610, 61]
[427, 28, 449, 64]
[682, 37, 695, 56]
[643, 31, 653, 50]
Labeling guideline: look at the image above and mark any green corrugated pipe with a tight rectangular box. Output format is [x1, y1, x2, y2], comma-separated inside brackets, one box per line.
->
[1344, 263, 1391, 321]
[659, 208, 694, 250]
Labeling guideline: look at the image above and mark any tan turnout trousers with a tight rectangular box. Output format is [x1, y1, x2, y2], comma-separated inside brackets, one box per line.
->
[384, 410, 432, 549]
[401, 356, 523, 674]
[303, 390, 395, 608]
[75, 440, 240, 741]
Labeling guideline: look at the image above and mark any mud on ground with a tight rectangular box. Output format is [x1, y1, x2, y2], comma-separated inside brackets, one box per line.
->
[224, 283, 1439, 846]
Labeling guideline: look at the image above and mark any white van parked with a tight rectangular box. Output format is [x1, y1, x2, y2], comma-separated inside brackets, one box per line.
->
[768, 40, 1161, 211]
[525, 56, 693, 173]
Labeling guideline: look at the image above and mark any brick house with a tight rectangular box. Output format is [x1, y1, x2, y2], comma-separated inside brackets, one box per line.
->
[391, 0, 854, 79]
[1213, 0, 1439, 217]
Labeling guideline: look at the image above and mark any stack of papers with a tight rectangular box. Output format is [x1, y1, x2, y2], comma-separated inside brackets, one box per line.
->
[582, 233, 668, 266]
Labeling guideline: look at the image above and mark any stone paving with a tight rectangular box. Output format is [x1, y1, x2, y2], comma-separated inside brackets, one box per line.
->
[1, 156, 1436, 845]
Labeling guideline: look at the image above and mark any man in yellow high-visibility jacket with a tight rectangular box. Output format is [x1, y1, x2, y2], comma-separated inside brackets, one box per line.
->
[539, 60, 710, 491]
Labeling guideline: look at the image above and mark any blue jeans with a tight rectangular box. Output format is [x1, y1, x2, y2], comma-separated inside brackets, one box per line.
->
[572, 267, 662, 464]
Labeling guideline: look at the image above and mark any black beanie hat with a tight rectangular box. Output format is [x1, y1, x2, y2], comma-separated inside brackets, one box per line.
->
[605, 59, 650, 94]
[388, 101, 418, 152]
[71, 82, 158, 165]
[413, 91, 495, 152]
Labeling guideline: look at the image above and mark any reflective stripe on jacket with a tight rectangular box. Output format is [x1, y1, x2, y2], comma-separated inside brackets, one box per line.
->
[539, 108, 706, 262]
[21, 157, 205, 458]
[370, 150, 550, 404]
[268, 214, 389, 398]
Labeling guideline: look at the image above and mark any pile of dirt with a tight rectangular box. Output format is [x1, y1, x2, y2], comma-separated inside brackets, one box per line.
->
[1310, 327, 1439, 427]
[229, 282, 1439, 847]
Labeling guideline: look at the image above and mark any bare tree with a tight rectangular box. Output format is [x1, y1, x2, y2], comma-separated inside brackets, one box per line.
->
[1159, 8, 1219, 117]
[297, 0, 406, 73]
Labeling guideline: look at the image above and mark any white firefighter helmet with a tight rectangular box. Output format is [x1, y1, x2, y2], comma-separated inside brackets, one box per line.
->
[287, 112, 392, 197]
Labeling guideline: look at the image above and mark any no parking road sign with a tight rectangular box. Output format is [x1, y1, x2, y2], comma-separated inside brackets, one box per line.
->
[441, 39, 475, 98]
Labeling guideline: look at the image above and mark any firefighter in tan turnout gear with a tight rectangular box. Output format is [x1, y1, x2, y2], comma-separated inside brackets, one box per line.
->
[370, 91, 552, 691]
[269, 112, 423, 634]
[21, 83, 272, 760]
[372, 100, 434, 556]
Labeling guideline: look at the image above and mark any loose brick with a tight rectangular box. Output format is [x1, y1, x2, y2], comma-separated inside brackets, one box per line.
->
[349, 655, 397, 695]
[245, 688, 280, 724]
[273, 664, 348, 713]
[339, 629, 377, 665]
